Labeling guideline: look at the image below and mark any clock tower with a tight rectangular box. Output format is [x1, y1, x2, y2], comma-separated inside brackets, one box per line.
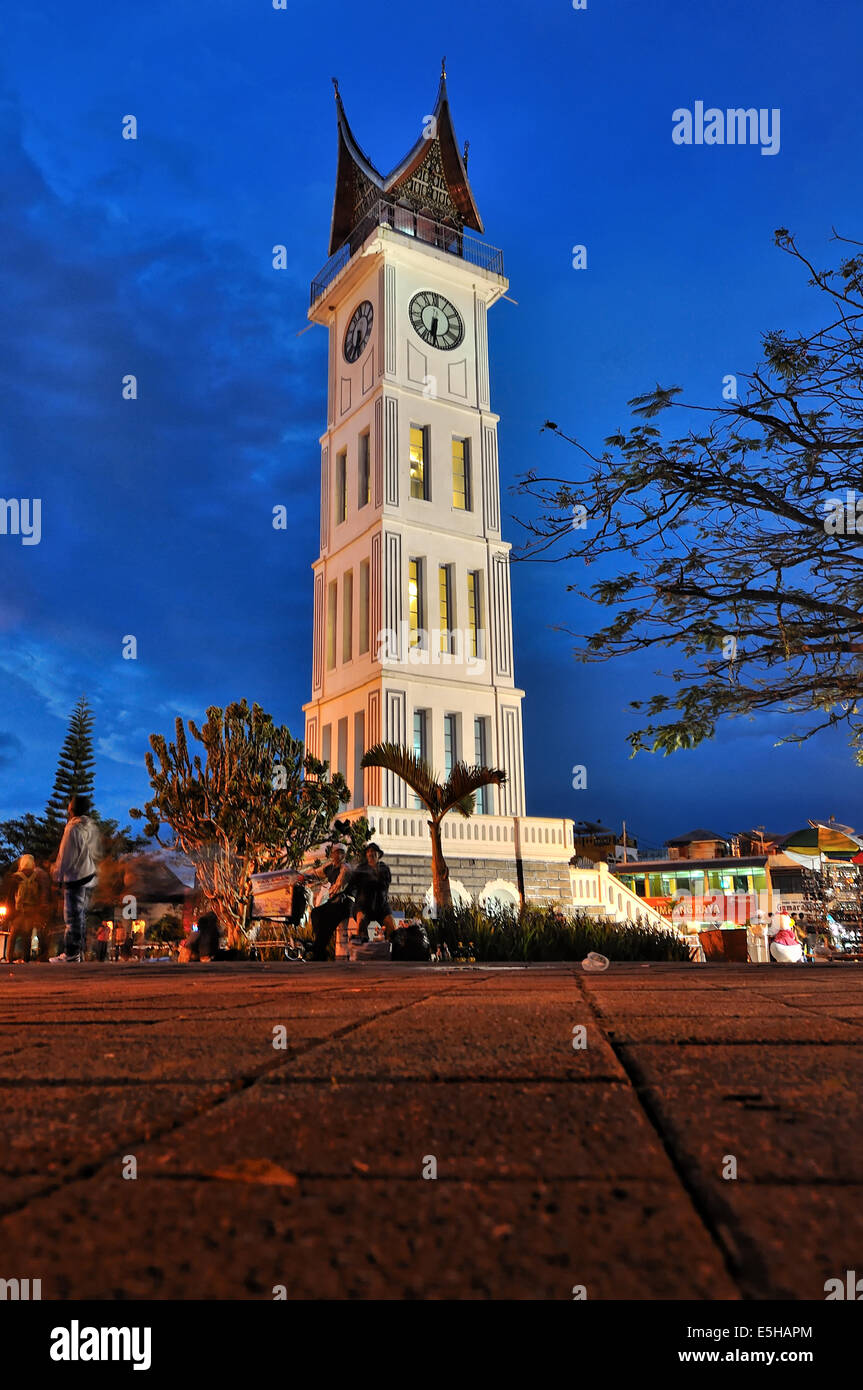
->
[304, 65, 577, 909]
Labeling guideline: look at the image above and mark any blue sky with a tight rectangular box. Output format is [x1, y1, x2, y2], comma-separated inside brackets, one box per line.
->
[1, 0, 861, 851]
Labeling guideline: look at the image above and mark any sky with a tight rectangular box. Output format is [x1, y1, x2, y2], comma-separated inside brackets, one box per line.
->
[1, 0, 861, 853]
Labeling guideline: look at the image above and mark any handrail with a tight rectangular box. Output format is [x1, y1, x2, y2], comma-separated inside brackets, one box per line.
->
[310, 199, 504, 306]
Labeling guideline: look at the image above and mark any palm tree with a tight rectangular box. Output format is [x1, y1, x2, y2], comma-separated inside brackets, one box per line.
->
[360, 742, 506, 910]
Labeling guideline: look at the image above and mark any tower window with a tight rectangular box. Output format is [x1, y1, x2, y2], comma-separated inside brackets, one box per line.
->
[410, 425, 429, 500]
[443, 713, 458, 778]
[412, 708, 428, 808]
[467, 570, 484, 659]
[452, 437, 471, 510]
[326, 580, 338, 670]
[342, 569, 353, 663]
[359, 559, 370, 655]
[408, 558, 425, 648]
[335, 450, 347, 525]
[439, 564, 452, 654]
[474, 717, 490, 813]
[358, 431, 371, 508]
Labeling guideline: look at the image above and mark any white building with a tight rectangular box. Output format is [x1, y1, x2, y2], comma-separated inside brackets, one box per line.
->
[302, 66, 661, 925]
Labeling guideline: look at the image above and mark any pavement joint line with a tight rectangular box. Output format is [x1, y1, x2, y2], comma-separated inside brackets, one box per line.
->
[128, 1171, 682, 1186]
[602, 1037, 863, 1047]
[0, 989, 444, 1218]
[575, 974, 760, 1299]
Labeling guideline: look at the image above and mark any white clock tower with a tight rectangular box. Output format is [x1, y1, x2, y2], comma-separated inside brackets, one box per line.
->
[304, 65, 577, 909]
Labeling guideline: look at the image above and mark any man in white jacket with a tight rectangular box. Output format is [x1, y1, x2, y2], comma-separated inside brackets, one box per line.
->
[49, 795, 102, 963]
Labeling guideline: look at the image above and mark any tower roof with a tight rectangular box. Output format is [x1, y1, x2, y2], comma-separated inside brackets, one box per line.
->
[328, 62, 484, 256]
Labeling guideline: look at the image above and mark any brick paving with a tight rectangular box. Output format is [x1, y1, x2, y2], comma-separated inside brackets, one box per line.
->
[1, 960, 861, 1299]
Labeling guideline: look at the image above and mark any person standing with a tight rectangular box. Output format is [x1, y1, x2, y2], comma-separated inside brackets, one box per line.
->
[49, 796, 102, 963]
[96, 921, 112, 962]
[9, 854, 51, 962]
[112, 920, 127, 961]
[308, 846, 354, 961]
[351, 844, 396, 943]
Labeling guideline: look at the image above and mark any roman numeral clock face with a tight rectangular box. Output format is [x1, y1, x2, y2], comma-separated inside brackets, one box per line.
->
[409, 291, 464, 350]
[343, 300, 374, 363]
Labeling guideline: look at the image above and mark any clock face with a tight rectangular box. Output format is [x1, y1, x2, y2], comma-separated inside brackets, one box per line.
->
[409, 290, 464, 351]
[343, 300, 374, 363]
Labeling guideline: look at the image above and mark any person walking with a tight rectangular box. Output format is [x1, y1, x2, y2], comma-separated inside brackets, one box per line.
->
[9, 854, 51, 962]
[96, 921, 112, 962]
[308, 845, 354, 961]
[351, 843, 396, 943]
[49, 796, 102, 964]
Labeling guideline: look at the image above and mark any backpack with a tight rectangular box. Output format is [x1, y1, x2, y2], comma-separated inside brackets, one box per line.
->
[15, 873, 41, 910]
[391, 921, 431, 962]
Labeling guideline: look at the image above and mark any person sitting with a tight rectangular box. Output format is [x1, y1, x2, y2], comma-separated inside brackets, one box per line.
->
[351, 844, 396, 943]
[195, 911, 221, 961]
[768, 911, 804, 964]
[307, 846, 354, 961]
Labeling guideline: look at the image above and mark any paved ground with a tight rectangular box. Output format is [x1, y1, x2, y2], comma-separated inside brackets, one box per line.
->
[1, 959, 861, 1300]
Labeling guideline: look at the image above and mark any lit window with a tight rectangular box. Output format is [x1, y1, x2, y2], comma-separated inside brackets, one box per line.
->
[439, 564, 451, 653]
[409, 558, 424, 648]
[452, 437, 471, 510]
[410, 425, 428, 500]
[467, 570, 482, 658]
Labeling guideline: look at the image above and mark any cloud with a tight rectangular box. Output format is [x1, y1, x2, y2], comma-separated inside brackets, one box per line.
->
[0, 732, 23, 768]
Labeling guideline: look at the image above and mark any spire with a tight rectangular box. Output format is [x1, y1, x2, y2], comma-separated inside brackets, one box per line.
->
[327, 67, 484, 255]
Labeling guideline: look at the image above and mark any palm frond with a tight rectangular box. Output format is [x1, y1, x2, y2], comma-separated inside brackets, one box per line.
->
[440, 762, 507, 817]
[360, 742, 441, 812]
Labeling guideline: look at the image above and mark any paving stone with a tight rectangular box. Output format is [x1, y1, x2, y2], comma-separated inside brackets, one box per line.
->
[0, 1082, 231, 1177]
[136, 1080, 671, 1181]
[617, 1044, 863, 1183]
[0, 1175, 737, 1300]
[705, 1184, 863, 1299]
[601, 1015, 863, 1044]
[269, 1000, 626, 1082]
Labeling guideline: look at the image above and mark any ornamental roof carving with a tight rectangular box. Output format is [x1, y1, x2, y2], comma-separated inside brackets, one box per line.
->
[328, 65, 484, 256]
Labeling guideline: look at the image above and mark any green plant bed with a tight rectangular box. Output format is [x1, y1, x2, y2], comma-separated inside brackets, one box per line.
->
[425, 902, 689, 963]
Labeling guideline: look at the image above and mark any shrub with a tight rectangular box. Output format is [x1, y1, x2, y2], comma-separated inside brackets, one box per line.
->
[425, 901, 689, 963]
[148, 913, 184, 944]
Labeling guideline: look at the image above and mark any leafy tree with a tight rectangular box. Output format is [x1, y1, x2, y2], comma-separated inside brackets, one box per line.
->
[360, 742, 506, 909]
[0, 810, 143, 880]
[518, 230, 863, 761]
[44, 696, 96, 838]
[0, 813, 58, 871]
[130, 700, 351, 946]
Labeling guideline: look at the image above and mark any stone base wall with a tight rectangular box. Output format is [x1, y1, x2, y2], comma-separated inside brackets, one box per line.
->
[384, 852, 573, 907]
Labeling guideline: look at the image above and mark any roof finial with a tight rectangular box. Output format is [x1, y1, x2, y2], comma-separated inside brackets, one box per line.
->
[441, 55, 447, 79]
[332, 76, 340, 99]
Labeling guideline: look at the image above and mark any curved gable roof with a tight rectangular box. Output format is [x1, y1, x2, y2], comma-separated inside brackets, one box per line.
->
[328, 68, 484, 256]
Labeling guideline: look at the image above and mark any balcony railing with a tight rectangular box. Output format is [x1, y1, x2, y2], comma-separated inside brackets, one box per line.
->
[310, 199, 504, 307]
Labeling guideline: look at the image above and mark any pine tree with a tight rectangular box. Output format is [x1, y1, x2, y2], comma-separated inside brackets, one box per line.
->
[44, 696, 96, 839]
